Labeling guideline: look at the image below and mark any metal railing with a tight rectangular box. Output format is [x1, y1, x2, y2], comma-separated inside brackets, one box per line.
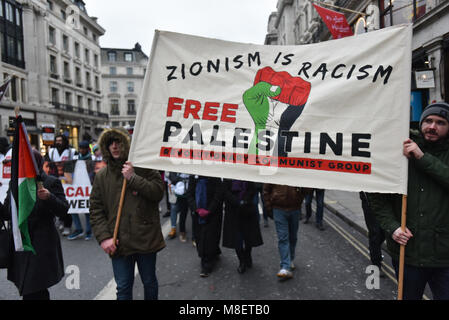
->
[51, 101, 109, 119]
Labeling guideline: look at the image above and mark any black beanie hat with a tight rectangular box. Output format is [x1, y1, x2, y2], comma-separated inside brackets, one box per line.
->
[419, 102, 449, 128]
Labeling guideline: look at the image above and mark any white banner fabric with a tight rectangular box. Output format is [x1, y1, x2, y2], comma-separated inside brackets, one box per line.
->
[129, 25, 412, 194]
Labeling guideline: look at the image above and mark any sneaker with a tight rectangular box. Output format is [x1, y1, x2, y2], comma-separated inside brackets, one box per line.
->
[290, 262, 296, 270]
[277, 269, 293, 281]
[200, 269, 210, 278]
[62, 228, 71, 236]
[179, 232, 187, 243]
[192, 240, 197, 247]
[67, 230, 84, 240]
[303, 217, 310, 224]
[85, 233, 93, 241]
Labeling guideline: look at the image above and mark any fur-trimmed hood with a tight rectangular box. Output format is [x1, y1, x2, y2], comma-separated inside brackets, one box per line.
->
[98, 128, 130, 165]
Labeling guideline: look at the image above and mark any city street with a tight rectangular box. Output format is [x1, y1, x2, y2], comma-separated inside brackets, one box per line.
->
[0, 198, 400, 300]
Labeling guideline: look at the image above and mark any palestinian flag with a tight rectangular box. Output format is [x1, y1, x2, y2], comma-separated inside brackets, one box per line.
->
[10, 115, 39, 254]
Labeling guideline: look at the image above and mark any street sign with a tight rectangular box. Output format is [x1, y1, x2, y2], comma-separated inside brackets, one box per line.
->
[42, 125, 55, 145]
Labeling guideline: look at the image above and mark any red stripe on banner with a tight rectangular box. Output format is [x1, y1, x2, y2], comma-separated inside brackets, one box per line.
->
[160, 147, 371, 175]
[18, 123, 37, 179]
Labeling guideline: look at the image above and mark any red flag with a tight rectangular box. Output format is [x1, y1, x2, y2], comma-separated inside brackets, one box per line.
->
[313, 4, 353, 39]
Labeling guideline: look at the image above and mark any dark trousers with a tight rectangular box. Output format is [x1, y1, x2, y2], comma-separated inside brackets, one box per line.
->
[305, 189, 325, 224]
[360, 192, 385, 267]
[392, 259, 449, 300]
[111, 253, 158, 300]
[23, 289, 50, 300]
[235, 231, 253, 266]
[63, 213, 72, 228]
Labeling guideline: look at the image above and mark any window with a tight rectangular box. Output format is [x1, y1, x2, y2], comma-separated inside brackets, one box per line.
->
[87, 98, 92, 110]
[110, 81, 118, 92]
[65, 92, 72, 105]
[0, 2, 24, 68]
[50, 55, 57, 74]
[10, 77, 17, 102]
[126, 67, 133, 75]
[94, 54, 99, 68]
[97, 101, 101, 112]
[49, 26, 56, 45]
[74, 42, 80, 58]
[110, 99, 119, 115]
[47, 1, 53, 11]
[7, 36, 14, 58]
[62, 34, 69, 52]
[77, 95, 83, 108]
[127, 81, 134, 93]
[124, 52, 133, 62]
[83, 26, 88, 36]
[51, 88, 59, 103]
[127, 100, 136, 115]
[61, 10, 66, 20]
[85, 48, 90, 63]
[17, 40, 22, 61]
[109, 67, 117, 75]
[5, 2, 14, 22]
[63, 61, 70, 79]
[20, 79, 26, 103]
[108, 51, 117, 62]
[15, 7, 21, 26]
[75, 67, 81, 84]
[86, 72, 91, 88]
[95, 76, 99, 90]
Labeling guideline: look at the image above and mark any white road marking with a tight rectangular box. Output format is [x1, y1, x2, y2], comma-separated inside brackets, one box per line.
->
[93, 218, 173, 300]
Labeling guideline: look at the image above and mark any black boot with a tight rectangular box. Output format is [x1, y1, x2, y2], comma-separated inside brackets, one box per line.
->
[244, 247, 253, 269]
[236, 249, 246, 274]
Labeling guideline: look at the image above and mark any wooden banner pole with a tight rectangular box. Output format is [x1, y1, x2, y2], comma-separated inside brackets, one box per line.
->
[112, 179, 127, 254]
[397, 194, 407, 300]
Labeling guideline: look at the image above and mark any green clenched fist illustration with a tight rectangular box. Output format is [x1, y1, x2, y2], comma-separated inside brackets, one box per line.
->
[243, 82, 281, 154]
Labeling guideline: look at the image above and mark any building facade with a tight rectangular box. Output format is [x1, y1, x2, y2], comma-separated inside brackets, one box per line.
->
[266, 0, 449, 120]
[0, 0, 108, 152]
[101, 43, 148, 129]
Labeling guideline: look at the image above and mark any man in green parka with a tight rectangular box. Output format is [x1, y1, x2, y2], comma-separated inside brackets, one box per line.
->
[90, 128, 165, 300]
[369, 102, 449, 300]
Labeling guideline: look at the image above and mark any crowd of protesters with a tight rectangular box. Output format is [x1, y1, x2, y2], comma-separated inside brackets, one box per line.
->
[1, 101, 449, 301]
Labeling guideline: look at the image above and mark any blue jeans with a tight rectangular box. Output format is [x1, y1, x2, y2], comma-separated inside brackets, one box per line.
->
[111, 253, 158, 300]
[305, 189, 325, 224]
[392, 259, 449, 300]
[170, 197, 189, 232]
[71, 214, 91, 235]
[273, 208, 300, 270]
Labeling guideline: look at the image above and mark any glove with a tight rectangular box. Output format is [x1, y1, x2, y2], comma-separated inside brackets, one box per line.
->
[196, 208, 210, 218]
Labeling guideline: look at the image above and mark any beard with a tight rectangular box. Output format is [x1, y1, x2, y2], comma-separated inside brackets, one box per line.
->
[56, 144, 65, 154]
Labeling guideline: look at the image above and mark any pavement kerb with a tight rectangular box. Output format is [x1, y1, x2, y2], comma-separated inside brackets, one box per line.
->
[323, 197, 389, 253]
[323, 199, 369, 238]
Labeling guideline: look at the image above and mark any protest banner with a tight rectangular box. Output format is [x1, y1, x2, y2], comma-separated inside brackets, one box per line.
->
[129, 25, 412, 194]
[0, 158, 107, 214]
